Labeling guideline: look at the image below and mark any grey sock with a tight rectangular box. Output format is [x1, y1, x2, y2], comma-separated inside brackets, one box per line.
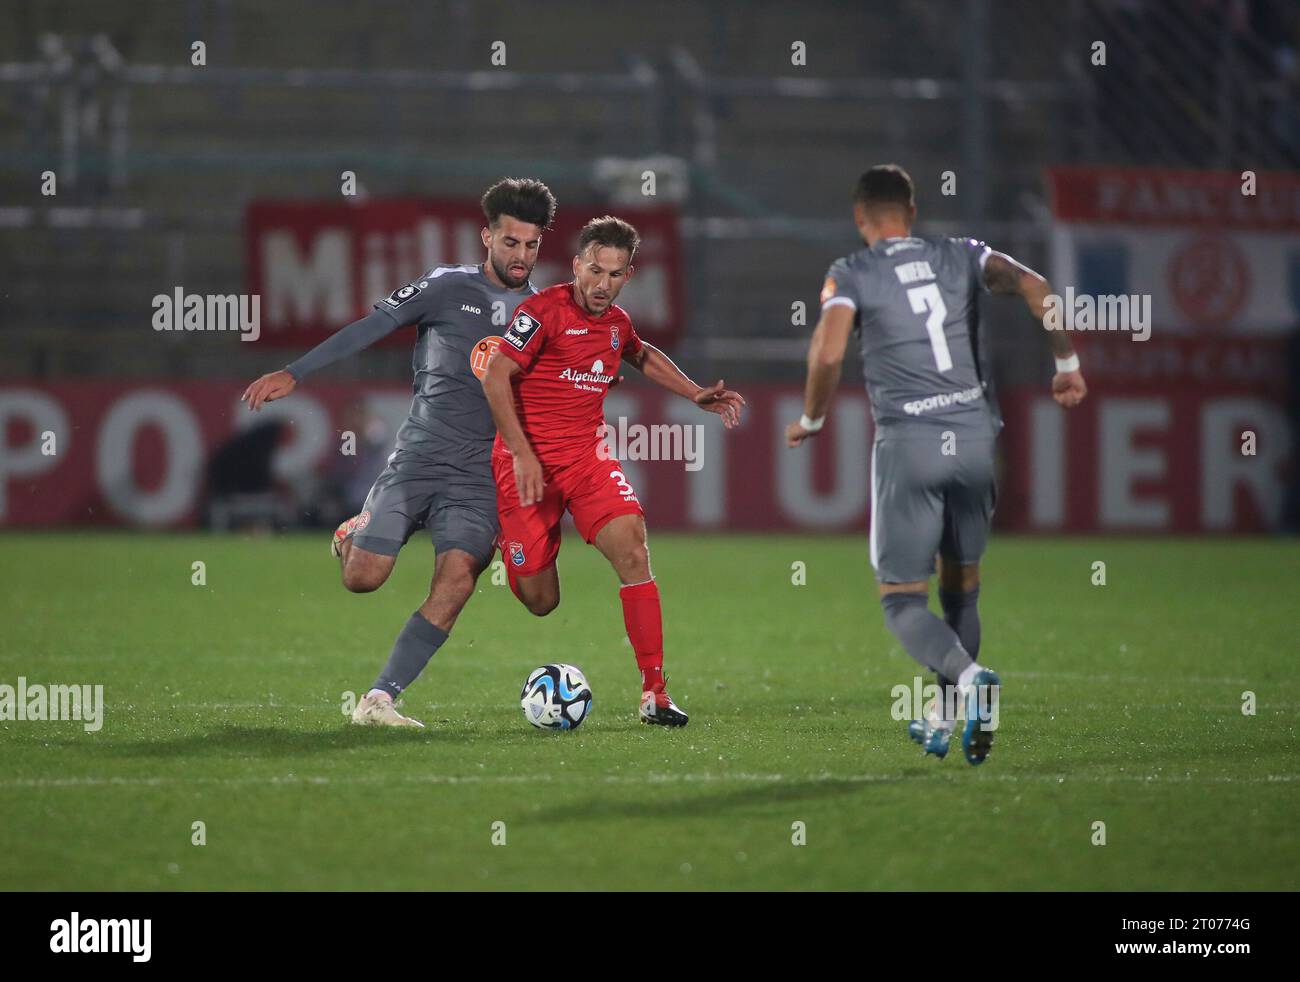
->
[372, 612, 448, 699]
[939, 587, 981, 660]
[881, 592, 973, 684]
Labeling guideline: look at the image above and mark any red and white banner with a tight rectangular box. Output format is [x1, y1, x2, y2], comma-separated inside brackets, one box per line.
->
[1, 378, 1289, 533]
[245, 199, 685, 347]
[1046, 166, 1300, 334]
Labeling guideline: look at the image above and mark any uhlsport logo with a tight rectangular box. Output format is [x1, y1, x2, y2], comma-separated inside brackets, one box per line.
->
[508, 541, 525, 567]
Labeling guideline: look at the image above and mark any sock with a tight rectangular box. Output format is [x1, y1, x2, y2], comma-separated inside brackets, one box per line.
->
[937, 588, 979, 721]
[939, 587, 981, 659]
[957, 661, 989, 691]
[620, 579, 663, 692]
[880, 592, 973, 685]
[371, 612, 448, 700]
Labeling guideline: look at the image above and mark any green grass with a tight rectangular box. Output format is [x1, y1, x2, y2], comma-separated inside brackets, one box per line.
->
[1, 531, 1296, 891]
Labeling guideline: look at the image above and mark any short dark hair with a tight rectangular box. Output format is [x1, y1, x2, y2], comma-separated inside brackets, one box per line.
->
[480, 178, 557, 230]
[853, 164, 915, 210]
[577, 215, 640, 262]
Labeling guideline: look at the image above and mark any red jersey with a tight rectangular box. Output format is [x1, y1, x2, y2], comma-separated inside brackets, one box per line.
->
[493, 282, 643, 466]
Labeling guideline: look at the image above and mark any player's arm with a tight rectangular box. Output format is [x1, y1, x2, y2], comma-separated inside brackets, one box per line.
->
[983, 252, 1087, 409]
[241, 309, 404, 411]
[481, 352, 544, 506]
[786, 303, 855, 447]
[624, 342, 745, 428]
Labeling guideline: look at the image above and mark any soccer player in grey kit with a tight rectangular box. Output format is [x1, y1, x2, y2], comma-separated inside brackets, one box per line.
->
[242, 178, 557, 727]
[786, 164, 1087, 764]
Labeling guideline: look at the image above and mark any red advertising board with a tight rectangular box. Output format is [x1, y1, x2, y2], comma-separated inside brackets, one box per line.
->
[245, 199, 685, 348]
[1, 375, 1288, 533]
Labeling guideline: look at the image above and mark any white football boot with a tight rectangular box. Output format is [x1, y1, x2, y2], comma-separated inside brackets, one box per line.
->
[350, 692, 424, 728]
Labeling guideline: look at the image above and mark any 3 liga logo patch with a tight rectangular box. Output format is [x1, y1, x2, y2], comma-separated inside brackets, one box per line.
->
[383, 283, 423, 308]
[504, 311, 541, 350]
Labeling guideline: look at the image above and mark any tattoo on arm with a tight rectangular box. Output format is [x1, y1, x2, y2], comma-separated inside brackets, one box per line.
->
[982, 253, 1025, 296]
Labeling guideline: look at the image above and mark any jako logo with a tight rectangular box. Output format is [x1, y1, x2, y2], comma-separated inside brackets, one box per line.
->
[50, 912, 151, 963]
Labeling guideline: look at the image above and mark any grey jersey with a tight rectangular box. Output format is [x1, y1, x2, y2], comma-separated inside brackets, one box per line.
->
[377, 264, 535, 459]
[287, 263, 535, 465]
[822, 236, 1001, 439]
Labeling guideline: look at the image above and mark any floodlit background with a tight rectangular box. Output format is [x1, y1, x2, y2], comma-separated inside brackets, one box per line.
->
[2, 0, 1299, 897]
[2, 0, 1297, 535]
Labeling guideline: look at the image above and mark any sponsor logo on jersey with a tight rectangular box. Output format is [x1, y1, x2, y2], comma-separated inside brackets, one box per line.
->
[820, 276, 837, 304]
[610, 325, 620, 350]
[508, 541, 525, 567]
[383, 283, 423, 308]
[354, 511, 371, 531]
[903, 384, 985, 416]
[460, 304, 482, 315]
[470, 336, 505, 380]
[565, 327, 589, 335]
[558, 360, 616, 386]
[504, 310, 542, 350]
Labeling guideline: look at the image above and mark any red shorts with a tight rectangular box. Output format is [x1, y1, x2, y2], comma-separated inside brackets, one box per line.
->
[493, 447, 644, 576]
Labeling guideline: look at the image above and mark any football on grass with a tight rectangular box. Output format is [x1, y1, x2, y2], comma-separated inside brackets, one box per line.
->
[521, 664, 592, 731]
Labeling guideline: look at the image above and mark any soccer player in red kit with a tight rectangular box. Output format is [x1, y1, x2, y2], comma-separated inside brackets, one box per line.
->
[481, 215, 745, 726]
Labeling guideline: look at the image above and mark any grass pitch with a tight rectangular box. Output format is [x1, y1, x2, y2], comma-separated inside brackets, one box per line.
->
[1, 531, 1296, 891]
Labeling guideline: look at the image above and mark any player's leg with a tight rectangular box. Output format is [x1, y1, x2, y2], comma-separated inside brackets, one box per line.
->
[872, 439, 979, 757]
[351, 465, 468, 728]
[508, 565, 561, 617]
[939, 436, 1000, 765]
[574, 463, 686, 726]
[334, 457, 421, 593]
[493, 449, 564, 616]
[937, 558, 981, 658]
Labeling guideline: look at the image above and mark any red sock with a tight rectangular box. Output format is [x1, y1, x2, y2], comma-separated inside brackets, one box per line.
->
[620, 580, 663, 692]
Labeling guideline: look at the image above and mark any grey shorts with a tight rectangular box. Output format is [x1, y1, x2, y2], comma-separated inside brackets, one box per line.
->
[352, 449, 498, 568]
[869, 434, 997, 583]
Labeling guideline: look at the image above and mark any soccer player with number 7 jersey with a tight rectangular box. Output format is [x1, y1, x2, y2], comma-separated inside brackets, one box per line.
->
[786, 164, 1087, 765]
[481, 215, 746, 727]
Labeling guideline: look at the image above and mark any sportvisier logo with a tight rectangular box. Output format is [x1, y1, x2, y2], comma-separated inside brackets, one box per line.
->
[50, 912, 151, 962]
[0, 676, 103, 732]
[151, 288, 261, 342]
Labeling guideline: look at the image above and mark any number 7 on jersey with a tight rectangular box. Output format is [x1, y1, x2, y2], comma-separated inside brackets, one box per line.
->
[906, 283, 953, 372]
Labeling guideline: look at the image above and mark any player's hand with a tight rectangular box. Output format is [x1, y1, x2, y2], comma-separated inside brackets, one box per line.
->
[241, 370, 296, 411]
[513, 451, 545, 508]
[785, 420, 820, 447]
[1051, 370, 1087, 409]
[693, 380, 746, 429]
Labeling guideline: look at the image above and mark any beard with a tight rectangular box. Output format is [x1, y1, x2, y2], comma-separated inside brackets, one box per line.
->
[492, 256, 530, 288]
